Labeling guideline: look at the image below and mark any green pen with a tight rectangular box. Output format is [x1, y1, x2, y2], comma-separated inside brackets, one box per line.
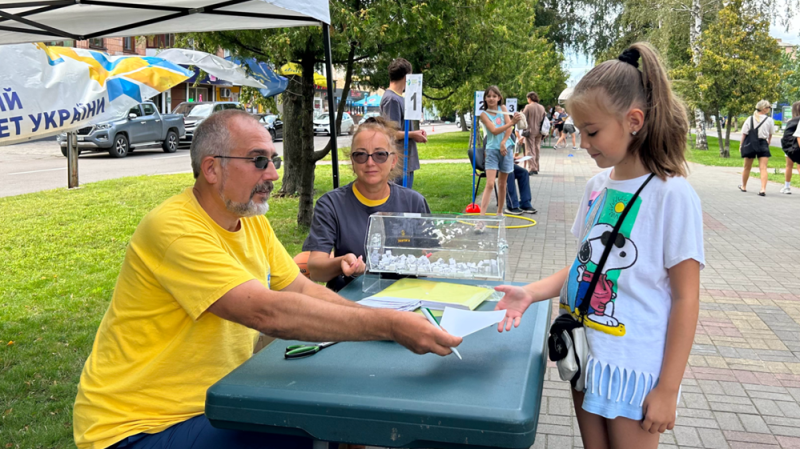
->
[421, 307, 462, 360]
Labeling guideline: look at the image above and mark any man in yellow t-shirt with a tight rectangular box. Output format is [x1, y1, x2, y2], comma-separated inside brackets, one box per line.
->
[73, 110, 462, 449]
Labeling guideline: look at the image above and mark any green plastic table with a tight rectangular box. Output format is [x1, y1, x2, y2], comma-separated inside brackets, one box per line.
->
[205, 277, 550, 449]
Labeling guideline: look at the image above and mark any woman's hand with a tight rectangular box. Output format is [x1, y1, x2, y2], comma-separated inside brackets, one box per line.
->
[494, 285, 535, 332]
[340, 254, 365, 277]
[640, 386, 678, 434]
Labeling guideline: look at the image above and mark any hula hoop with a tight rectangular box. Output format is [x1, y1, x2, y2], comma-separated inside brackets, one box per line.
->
[460, 212, 537, 229]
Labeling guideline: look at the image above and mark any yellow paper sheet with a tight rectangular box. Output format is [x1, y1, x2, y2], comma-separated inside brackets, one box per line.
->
[373, 278, 493, 311]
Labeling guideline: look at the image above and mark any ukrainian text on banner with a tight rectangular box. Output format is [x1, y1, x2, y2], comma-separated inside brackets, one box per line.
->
[0, 43, 191, 146]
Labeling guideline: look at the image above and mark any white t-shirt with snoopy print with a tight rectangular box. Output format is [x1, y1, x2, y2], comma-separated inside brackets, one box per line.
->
[560, 169, 704, 418]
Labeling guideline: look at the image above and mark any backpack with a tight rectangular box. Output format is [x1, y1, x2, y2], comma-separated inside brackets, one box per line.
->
[782, 118, 800, 153]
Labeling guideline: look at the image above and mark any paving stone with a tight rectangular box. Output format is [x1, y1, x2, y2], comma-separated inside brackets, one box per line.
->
[548, 397, 573, 416]
[545, 435, 573, 449]
[775, 435, 800, 449]
[721, 381, 749, 397]
[776, 401, 800, 418]
[722, 431, 778, 444]
[714, 412, 745, 431]
[737, 414, 772, 433]
[753, 398, 786, 416]
[674, 426, 703, 447]
[698, 428, 730, 448]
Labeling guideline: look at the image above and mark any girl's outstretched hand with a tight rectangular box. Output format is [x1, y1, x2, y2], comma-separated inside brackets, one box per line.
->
[494, 285, 534, 332]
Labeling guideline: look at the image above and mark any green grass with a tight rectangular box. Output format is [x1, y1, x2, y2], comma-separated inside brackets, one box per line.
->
[0, 162, 478, 448]
[687, 134, 785, 169]
[322, 130, 471, 161]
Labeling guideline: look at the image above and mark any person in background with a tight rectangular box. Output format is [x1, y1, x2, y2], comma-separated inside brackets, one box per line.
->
[738, 100, 775, 196]
[505, 150, 538, 215]
[380, 58, 427, 189]
[303, 117, 430, 292]
[780, 101, 800, 194]
[552, 106, 565, 141]
[522, 91, 546, 175]
[478, 85, 521, 218]
[555, 112, 578, 150]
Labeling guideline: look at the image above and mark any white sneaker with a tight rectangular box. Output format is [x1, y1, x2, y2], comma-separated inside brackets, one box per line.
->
[780, 186, 792, 194]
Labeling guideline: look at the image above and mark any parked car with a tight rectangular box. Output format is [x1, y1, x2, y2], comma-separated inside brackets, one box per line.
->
[173, 101, 244, 144]
[257, 114, 283, 141]
[313, 112, 355, 136]
[57, 102, 185, 158]
[359, 112, 381, 125]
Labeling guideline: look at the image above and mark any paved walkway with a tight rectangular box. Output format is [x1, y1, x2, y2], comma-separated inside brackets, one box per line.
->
[494, 146, 800, 448]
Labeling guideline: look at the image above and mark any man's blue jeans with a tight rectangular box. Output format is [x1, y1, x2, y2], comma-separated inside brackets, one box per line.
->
[505, 164, 532, 210]
[112, 415, 313, 449]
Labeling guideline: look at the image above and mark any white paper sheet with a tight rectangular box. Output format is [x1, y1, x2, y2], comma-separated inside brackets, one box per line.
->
[516, 156, 533, 162]
[439, 307, 507, 338]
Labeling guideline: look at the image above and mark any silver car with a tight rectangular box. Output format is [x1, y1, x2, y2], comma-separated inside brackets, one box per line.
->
[313, 112, 354, 136]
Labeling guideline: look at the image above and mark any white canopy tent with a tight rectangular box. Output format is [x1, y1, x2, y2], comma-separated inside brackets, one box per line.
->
[0, 0, 341, 188]
[557, 87, 574, 104]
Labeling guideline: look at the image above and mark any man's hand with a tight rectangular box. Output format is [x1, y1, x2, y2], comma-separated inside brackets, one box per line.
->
[410, 130, 428, 143]
[494, 285, 535, 332]
[340, 253, 365, 277]
[389, 312, 462, 356]
[641, 386, 678, 433]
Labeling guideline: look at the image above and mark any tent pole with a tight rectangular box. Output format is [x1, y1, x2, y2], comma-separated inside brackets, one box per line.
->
[322, 22, 338, 189]
[67, 131, 79, 189]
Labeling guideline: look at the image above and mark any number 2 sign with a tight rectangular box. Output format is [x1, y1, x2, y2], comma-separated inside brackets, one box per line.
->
[404, 74, 423, 121]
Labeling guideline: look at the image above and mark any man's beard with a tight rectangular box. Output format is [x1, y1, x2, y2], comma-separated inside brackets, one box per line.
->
[219, 174, 272, 217]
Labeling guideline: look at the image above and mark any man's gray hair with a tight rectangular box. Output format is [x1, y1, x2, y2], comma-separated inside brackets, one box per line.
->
[755, 100, 771, 112]
[190, 109, 261, 178]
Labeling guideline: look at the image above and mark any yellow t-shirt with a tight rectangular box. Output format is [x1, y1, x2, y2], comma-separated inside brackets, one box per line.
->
[73, 187, 299, 449]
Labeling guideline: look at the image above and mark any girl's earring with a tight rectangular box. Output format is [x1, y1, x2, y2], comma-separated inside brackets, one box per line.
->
[631, 130, 638, 136]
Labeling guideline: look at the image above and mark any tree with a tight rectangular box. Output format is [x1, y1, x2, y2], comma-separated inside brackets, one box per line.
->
[674, 0, 782, 157]
[185, 0, 568, 228]
[778, 52, 800, 105]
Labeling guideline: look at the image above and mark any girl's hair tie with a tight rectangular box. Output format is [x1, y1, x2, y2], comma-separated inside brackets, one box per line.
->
[618, 49, 640, 69]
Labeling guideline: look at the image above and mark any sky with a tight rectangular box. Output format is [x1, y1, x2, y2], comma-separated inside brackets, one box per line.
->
[563, 21, 800, 88]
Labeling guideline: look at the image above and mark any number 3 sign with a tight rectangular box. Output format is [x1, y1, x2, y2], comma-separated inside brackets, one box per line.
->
[404, 74, 423, 121]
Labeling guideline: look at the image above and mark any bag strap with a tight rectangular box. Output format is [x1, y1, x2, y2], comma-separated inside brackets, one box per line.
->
[753, 116, 767, 132]
[578, 173, 655, 321]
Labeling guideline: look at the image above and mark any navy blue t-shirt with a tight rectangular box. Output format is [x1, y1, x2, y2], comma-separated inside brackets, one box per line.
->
[303, 182, 431, 291]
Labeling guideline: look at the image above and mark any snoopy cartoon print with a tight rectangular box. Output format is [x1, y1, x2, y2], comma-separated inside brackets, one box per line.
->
[574, 223, 638, 333]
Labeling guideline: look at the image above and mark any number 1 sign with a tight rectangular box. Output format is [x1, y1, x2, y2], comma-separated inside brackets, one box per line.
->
[404, 74, 423, 120]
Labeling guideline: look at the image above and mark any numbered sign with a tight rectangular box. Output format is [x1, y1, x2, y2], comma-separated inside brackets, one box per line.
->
[506, 98, 518, 114]
[474, 91, 484, 117]
[404, 74, 423, 121]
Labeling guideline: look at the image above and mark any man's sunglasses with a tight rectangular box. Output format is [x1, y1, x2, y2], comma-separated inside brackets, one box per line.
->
[351, 151, 391, 164]
[214, 155, 282, 170]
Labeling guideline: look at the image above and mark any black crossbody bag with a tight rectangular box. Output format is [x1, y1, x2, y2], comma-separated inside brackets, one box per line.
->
[547, 173, 655, 391]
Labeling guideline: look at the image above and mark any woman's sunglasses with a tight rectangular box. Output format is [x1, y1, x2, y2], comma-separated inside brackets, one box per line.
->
[214, 155, 282, 170]
[351, 151, 391, 164]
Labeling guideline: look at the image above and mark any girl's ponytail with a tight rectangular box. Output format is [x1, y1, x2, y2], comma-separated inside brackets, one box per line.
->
[567, 42, 689, 178]
[631, 42, 689, 178]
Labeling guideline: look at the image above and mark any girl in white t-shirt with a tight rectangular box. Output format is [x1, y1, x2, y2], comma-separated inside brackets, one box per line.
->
[494, 42, 704, 449]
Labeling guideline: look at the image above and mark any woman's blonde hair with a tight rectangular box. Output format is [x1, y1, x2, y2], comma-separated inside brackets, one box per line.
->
[348, 116, 405, 180]
[567, 42, 689, 178]
[755, 100, 771, 113]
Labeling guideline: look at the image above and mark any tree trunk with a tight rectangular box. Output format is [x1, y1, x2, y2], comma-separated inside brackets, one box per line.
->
[296, 48, 318, 229]
[314, 42, 356, 163]
[690, 0, 708, 150]
[724, 112, 733, 157]
[277, 75, 304, 197]
[716, 110, 728, 157]
[459, 110, 468, 131]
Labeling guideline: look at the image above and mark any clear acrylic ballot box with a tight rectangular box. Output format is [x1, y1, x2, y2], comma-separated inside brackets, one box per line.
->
[362, 212, 508, 293]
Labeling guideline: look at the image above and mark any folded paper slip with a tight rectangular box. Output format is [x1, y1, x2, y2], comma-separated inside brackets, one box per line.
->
[367, 278, 494, 311]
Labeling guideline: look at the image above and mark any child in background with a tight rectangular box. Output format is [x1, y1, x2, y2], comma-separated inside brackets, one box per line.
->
[478, 86, 520, 217]
[494, 42, 704, 449]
